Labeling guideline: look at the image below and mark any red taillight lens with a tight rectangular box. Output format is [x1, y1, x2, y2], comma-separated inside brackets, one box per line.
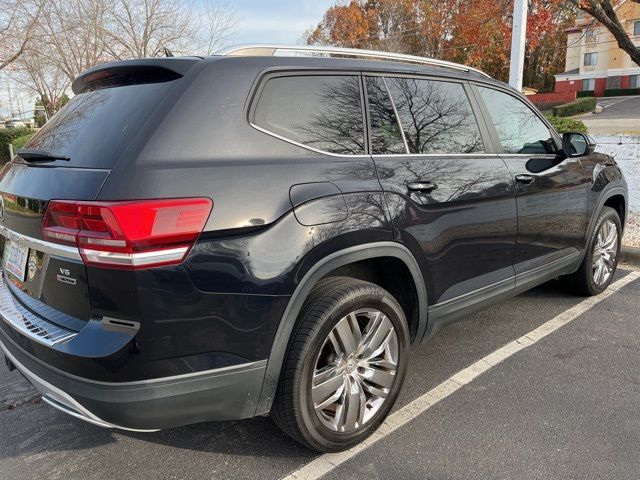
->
[42, 198, 212, 269]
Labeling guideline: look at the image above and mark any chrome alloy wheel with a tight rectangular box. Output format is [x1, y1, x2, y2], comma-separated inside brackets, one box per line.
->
[311, 308, 399, 433]
[592, 219, 618, 286]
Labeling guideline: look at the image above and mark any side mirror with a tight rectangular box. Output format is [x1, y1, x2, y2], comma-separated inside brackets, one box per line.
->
[562, 132, 595, 158]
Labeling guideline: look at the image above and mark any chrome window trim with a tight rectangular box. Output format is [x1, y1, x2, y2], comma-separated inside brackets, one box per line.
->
[0, 225, 82, 261]
[249, 123, 371, 159]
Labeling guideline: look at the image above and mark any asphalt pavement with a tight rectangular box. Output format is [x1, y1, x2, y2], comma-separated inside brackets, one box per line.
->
[579, 96, 640, 134]
[1, 267, 640, 480]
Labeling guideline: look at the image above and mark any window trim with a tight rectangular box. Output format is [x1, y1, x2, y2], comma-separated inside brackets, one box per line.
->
[468, 82, 561, 157]
[364, 73, 490, 157]
[248, 70, 370, 158]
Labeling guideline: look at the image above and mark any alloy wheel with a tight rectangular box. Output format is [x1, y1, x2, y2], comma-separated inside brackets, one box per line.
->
[592, 219, 618, 286]
[311, 308, 399, 433]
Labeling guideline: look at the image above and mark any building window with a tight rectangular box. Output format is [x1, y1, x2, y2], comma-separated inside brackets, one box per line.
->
[584, 52, 598, 66]
[634, 21, 640, 36]
[585, 28, 597, 43]
[631, 75, 640, 88]
[582, 79, 596, 91]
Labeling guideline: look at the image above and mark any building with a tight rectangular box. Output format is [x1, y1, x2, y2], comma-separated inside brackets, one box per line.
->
[554, 1, 640, 97]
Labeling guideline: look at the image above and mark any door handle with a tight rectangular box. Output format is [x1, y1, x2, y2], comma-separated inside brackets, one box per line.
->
[407, 181, 438, 194]
[515, 174, 535, 185]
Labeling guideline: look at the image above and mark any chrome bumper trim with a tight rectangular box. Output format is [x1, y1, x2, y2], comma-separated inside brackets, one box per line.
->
[0, 225, 82, 261]
[0, 341, 158, 433]
[0, 273, 77, 347]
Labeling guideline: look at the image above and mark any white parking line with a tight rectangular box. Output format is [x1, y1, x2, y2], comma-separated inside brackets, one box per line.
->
[283, 271, 640, 480]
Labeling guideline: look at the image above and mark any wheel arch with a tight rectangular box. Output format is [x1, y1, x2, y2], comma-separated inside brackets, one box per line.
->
[254, 242, 427, 416]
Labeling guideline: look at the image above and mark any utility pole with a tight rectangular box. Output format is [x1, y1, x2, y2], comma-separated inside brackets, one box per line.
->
[509, 0, 528, 91]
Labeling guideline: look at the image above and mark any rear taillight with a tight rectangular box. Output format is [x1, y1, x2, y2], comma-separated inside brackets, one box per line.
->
[42, 198, 212, 269]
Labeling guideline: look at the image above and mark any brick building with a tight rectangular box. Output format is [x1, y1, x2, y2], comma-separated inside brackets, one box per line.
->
[554, 1, 640, 97]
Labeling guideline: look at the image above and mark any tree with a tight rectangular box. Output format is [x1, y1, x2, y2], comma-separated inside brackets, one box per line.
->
[0, 0, 46, 71]
[565, 0, 640, 67]
[305, 0, 575, 91]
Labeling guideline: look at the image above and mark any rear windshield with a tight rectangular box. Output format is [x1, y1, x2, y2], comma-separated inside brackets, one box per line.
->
[23, 81, 177, 169]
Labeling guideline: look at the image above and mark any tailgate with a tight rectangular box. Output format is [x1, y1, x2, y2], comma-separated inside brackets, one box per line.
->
[0, 163, 109, 330]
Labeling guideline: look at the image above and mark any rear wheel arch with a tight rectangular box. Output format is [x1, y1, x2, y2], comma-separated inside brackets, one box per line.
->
[254, 242, 427, 416]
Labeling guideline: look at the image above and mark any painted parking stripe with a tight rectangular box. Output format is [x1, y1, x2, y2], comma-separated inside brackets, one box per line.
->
[283, 271, 640, 480]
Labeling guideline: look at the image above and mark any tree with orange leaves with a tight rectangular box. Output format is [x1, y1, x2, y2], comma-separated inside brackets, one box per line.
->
[304, 0, 575, 91]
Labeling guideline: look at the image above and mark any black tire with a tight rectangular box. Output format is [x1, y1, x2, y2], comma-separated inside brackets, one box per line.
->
[272, 277, 410, 452]
[563, 206, 622, 296]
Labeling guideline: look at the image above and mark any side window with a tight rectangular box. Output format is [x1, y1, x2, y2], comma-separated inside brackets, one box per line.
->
[477, 87, 555, 155]
[365, 77, 406, 155]
[253, 75, 365, 155]
[385, 77, 484, 154]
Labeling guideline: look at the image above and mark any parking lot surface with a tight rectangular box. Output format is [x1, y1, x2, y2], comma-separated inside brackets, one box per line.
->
[1, 268, 639, 480]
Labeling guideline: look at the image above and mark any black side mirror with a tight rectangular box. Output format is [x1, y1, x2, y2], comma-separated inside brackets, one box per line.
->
[562, 132, 595, 158]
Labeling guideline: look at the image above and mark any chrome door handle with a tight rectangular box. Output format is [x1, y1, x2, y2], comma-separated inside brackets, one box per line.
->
[407, 181, 438, 193]
[515, 174, 535, 185]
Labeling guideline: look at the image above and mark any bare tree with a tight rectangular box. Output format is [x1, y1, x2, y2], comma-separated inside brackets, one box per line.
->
[38, 0, 111, 81]
[0, 0, 46, 71]
[10, 49, 70, 117]
[568, 0, 640, 66]
[103, 0, 235, 59]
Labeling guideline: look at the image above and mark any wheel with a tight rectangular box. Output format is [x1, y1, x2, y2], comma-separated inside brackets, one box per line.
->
[272, 277, 409, 452]
[563, 206, 622, 296]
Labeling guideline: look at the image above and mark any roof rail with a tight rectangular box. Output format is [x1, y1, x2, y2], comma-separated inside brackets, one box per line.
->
[215, 44, 492, 78]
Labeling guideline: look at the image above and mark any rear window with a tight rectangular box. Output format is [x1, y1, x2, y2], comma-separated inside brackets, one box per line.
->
[253, 75, 365, 155]
[23, 81, 177, 169]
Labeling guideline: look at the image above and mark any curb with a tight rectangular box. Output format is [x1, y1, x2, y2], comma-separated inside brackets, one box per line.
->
[620, 246, 640, 268]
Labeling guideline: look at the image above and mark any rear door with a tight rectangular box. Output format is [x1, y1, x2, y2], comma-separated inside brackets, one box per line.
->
[473, 85, 589, 276]
[367, 74, 518, 307]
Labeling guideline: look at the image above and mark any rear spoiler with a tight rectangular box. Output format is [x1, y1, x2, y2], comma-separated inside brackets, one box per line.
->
[72, 57, 202, 94]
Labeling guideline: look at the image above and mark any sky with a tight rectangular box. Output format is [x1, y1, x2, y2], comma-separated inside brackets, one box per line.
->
[0, 0, 335, 118]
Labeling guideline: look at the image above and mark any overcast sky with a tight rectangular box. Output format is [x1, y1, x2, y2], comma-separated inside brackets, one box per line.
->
[0, 0, 334, 118]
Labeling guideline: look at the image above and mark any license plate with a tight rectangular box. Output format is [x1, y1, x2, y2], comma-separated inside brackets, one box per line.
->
[4, 241, 29, 282]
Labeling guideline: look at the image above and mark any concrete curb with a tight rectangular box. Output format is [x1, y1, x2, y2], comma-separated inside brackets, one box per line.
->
[621, 246, 640, 268]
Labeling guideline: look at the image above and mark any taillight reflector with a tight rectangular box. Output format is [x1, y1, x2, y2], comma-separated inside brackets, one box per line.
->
[42, 198, 212, 269]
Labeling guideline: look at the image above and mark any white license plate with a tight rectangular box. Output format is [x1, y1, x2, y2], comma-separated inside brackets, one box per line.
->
[4, 241, 29, 282]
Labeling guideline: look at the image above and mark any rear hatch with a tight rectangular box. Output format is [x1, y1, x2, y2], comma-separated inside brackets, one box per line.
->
[0, 59, 199, 334]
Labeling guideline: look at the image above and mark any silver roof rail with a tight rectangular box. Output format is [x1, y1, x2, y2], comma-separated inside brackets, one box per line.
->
[215, 44, 491, 78]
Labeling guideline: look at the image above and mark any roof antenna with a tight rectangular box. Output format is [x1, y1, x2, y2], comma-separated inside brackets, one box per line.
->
[163, 47, 174, 57]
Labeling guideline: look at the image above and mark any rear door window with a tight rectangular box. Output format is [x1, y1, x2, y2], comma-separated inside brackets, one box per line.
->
[253, 75, 365, 155]
[385, 77, 485, 154]
[477, 87, 556, 155]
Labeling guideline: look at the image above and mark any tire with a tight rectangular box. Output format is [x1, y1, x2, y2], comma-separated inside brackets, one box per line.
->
[563, 206, 622, 296]
[272, 277, 410, 452]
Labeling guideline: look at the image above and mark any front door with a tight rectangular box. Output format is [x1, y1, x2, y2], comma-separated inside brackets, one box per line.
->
[366, 75, 518, 306]
[473, 86, 589, 275]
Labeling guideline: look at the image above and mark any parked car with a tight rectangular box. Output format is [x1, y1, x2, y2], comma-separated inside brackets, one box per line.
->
[0, 45, 627, 452]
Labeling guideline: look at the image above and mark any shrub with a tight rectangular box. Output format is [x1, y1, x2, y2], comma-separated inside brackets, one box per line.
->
[545, 115, 588, 134]
[552, 97, 597, 117]
[577, 91, 595, 98]
[604, 88, 640, 97]
[11, 133, 36, 151]
[0, 127, 35, 163]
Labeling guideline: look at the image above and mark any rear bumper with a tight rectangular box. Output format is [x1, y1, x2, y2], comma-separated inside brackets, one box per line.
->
[0, 330, 267, 430]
